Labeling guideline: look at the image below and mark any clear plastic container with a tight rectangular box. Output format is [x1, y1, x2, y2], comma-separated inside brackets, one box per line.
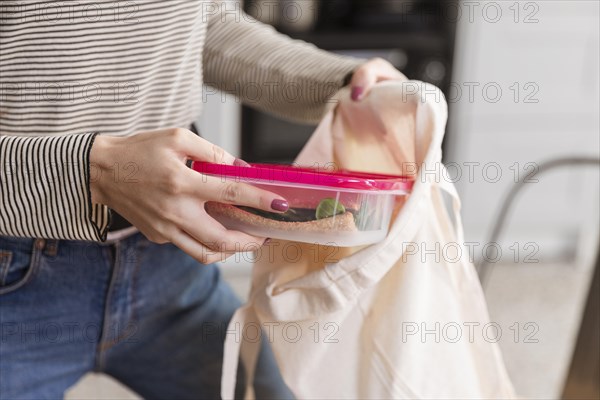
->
[193, 162, 413, 247]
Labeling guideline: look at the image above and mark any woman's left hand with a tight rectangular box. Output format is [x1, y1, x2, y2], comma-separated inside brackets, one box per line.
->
[348, 58, 407, 101]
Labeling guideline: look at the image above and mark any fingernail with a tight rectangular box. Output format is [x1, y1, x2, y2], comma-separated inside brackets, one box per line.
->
[263, 238, 272, 246]
[271, 199, 289, 212]
[234, 158, 250, 167]
[351, 86, 364, 101]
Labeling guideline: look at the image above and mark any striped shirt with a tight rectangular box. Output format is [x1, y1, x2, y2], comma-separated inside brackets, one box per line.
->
[0, 0, 362, 241]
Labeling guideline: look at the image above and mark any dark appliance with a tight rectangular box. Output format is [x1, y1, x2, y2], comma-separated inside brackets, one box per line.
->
[242, 0, 458, 163]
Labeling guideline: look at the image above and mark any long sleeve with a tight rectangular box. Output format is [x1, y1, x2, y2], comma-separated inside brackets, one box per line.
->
[203, 11, 364, 124]
[0, 133, 109, 241]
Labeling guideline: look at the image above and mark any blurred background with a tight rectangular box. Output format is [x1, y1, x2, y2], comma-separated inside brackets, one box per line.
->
[68, 1, 599, 399]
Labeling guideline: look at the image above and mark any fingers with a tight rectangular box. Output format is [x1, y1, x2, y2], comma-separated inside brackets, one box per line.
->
[175, 131, 286, 212]
[172, 214, 266, 264]
[179, 208, 266, 253]
[139, 199, 266, 261]
[183, 168, 289, 212]
[350, 58, 407, 101]
[171, 229, 236, 264]
[165, 129, 283, 210]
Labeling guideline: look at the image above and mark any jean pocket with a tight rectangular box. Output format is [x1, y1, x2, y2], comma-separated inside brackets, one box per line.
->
[0, 237, 40, 296]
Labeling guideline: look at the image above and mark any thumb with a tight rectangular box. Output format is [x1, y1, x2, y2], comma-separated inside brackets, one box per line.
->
[349, 67, 378, 102]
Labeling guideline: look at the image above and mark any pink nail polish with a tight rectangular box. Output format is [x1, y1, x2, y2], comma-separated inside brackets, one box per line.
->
[271, 199, 289, 212]
[351, 87, 364, 101]
[234, 158, 250, 167]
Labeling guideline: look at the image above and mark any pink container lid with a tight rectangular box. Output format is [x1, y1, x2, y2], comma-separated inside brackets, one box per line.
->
[192, 162, 414, 193]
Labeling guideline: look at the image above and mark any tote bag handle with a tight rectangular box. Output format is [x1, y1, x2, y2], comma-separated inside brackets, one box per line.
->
[221, 306, 261, 400]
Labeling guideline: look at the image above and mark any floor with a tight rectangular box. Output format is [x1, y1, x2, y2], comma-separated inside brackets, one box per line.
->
[483, 258, 595, 399]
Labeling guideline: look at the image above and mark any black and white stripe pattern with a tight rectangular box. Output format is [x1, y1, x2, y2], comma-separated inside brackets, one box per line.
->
[0, 0, 361, 241]
[204, 7, 362, 123]
[0, 133, 107, 240]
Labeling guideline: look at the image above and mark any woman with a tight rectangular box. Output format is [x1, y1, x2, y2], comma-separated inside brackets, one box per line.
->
[0, 1, 405, 398]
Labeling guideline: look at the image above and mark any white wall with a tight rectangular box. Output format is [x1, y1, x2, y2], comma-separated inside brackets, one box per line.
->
[196, 89, 242, 158]
[446, 0, 600, 261]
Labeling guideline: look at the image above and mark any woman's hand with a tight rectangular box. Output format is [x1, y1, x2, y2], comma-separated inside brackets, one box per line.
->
[89, 128, 288, 264]
[349, 58, 408, 101]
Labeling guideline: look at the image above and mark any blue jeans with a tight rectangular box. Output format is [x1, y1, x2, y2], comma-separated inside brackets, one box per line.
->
[0, 233, 293, 399]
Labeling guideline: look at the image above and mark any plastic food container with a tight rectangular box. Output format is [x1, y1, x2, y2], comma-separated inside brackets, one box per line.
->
[193, 162, 413, 247]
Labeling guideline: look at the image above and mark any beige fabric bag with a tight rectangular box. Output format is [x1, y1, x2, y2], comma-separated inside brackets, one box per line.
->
[221, 81, 515, 399]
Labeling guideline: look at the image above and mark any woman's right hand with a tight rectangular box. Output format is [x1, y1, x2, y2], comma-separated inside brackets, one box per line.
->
[89, 128, 288, 264]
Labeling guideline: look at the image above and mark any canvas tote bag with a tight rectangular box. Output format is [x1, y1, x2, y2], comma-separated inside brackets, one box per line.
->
[221, 81, 515, 399]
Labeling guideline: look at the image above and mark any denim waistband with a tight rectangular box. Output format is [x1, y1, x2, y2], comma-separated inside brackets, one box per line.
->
[0, 231, 145, 259]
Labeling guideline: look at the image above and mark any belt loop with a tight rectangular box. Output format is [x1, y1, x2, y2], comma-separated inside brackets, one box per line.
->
[34, 239, 46, 251]
[44, 240, 59, 257]
[33, 239, 59, 257]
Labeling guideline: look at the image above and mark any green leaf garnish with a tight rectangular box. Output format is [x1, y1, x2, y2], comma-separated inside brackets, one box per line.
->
[316, 198, 346, 220]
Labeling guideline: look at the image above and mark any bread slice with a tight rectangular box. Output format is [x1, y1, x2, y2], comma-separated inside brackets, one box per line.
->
[205, 202, 358, 233]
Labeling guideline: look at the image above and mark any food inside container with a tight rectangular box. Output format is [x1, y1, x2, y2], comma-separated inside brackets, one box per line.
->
[193, 162, 414, 247]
